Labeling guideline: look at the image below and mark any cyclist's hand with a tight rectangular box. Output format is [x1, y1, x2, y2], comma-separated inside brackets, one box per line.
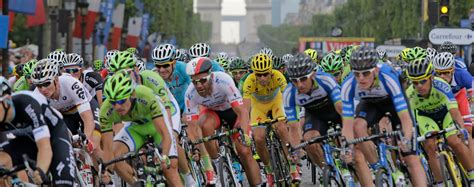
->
[100, 170, 112, 184]
[32, 169, 46, 184]
[85, 138, 95, 154]
[341, 147, 353, 164]
[161, 155, 171, 170]
[398, 137, 411, 153]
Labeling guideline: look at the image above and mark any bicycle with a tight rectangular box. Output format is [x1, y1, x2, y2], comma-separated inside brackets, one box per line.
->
[180, 123, 206, 186]
[72, 129, 96, 187]
[416, 125, 471, 187]
[192, 126, 243, 187]
[99, 136, 169, 187]
[345, 129, 408, 187]
[290, 123, 357, 187]
[251, 117, 290, 186]
[0, 154, 50, 187]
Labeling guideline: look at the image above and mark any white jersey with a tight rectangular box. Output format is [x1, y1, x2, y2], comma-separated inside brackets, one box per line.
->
[34, 74, 92, 113]
[184, 72, 243, 121]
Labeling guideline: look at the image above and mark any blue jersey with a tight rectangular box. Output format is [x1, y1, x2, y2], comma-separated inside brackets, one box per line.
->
[166, 61, 191, 112]
[283, 83, 300, 123]
[211, 60, 225, 72]
[455, 57, 466, 70]
[451, 67, 473, 95]
[341, 64, 408, 118]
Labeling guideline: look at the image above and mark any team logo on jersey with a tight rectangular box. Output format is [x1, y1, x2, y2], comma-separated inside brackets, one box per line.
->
[71, 82, 85, 100]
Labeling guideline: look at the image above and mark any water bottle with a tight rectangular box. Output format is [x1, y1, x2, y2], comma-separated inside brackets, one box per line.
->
[232, 161, 243, 182]
[80, 164, 94, 187]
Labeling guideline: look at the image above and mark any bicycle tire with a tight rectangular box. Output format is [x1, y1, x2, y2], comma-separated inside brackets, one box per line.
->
[438, 154, 456, 186]
[322, 166, 341, 187]
[374, 168, 392, 187]
[270, 139, 290, 187]
[453, 157, 470, 186]
[219, 157, 238, 187]
[188, 158, 205, 186]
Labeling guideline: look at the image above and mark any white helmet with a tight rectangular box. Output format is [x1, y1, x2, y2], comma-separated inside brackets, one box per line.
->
[432, 52, 454, 70]
[63, 53, 84, 67]
[104, 49, 120, 69]
[31, 58, 59, 84]
[426, 47, 437, 61]
[189, 43, 210, 58]
[259, 47, 273, 57]
[282, 54, 293, 63]
[217, 52, 228, 60]
[152, 44, 176, 64]
[136, 58, 146, 72]
[47, 50, 66, 69]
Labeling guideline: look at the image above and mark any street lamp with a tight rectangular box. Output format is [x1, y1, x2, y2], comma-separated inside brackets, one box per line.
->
[47, 0, 60, 51]
[63, 0, 76, 53]
[77, 0, 89, 65]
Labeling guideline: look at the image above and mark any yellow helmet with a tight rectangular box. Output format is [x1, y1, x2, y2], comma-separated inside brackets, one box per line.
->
[304, 48, 318, 63]
[398, 48, 411, 62]
[251, 53, 272, 73]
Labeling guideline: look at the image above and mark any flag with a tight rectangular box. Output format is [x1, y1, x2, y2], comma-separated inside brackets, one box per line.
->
[102, 0, 115, 45]
[138, 13, 149, 50]
[26, 0, 46, 27]
[125, 17, 142, 48]
[72, 0, 101, 39]
[0, 1, 15, 31]
[8, 0, 36, 15]
[109, 0, 125, 49]
[0, 15, 9, 48]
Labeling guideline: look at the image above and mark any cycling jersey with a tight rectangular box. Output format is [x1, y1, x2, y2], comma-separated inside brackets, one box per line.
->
[340, 64, 351, 84]
[238, 72, 251, 93]
[13, 76, 30, 91]
[99, 69, 108, 79]
[449, 67, 473, 96]
[406, 77, 458, 137]
[455, 57, 467, 70]
[243, 70, 287, 102]
[211, 59, 225, 72]
[164, 61, 190, 113]
[80, 70, 104, 99]
[283, 83, 300, 123]
[184, 72, 243, 121]
[0, 91, 75, 186]
[341, 64, 408, 119]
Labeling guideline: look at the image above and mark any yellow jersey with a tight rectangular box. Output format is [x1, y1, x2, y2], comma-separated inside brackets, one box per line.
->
[243, 70, 287, 102]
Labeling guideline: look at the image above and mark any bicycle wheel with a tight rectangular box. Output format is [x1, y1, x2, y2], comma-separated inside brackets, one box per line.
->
[270, 140, 290, 186]
[322, 166, 341, 187]
[188, 159, 205, 186]
[453, 157, 470, 186]
[374, 168, 392, 187]
[438, 154, 456, 186]
[218, 157, 239, 187]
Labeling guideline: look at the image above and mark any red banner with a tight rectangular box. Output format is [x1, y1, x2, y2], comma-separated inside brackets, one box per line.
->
[26, 0, 45, 27]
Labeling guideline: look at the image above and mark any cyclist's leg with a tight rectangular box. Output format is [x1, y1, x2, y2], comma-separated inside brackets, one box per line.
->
[232, 123, 262, 185]
[417, 111, 443, 182]
[352, 145, 373, 186]
[353, 100, 379, 164]
[455, 89, 474, 156]
[302, 115, 325, 168]
[89, 99, 103, 160]
[49, 123, 76, 186]
[112, 123, 144, 184]
[151, 123, 183, 187]
[251, 98, 271, 172]
[444, 111, 474, 177]
[199, 109, 220, 160]
[271, 93, 290, 156]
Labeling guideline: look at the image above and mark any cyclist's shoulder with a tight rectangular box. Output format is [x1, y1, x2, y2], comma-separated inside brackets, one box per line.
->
[432, 77, 452, 94]
[13, 90, 48, 105]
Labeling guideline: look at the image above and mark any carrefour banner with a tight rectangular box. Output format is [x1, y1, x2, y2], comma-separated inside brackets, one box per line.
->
[299, 37, 375, 54]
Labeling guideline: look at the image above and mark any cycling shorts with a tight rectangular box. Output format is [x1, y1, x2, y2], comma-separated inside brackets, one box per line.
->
[250, 92, 286, 124]
[302, 100, 341, 135]
[114, 122, 178, 158]
[355, 97, 401, 130]
[416, 107, 457, 138]
[199, 108, 249, 140]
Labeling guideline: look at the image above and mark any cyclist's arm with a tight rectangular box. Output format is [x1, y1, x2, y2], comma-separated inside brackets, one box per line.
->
[96, 90, 103, 106]
[153, 116, 171, 156]
[341, 76, 355, 140]
[78, 103, 95, 139]
[397, 110, 414, 140]
[35, 137, 52, 174]
[242, 76, 254, 113]
[101, 131, 114, 170]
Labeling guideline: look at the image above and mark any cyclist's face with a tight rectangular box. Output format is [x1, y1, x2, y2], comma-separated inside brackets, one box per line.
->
[354, 68, 376, 89]
[231, 70, 247, 82]
[63, 65, 82, 79]
[112, 98, 132, 115]
[255, 72, 271, 86]
[155, 61, 174, 81]
[435, 69, 453, 83]
[293, 74, 313, 94]
[413, 77, 432, 97]
[36, 79, 57, 99]
[191, 73, 211, 96]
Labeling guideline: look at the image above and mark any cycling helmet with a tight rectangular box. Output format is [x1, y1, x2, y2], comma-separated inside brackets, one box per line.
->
[47, 50, 66, 69]
[104, 49, 120, 69]
[432, 52, 454, 70]
[259, 47, 273, 57]
[251, 54, 272, 73]
[377, 48, 387, 61]
[189, 43, 211, 58]
[93, 60, 103, 71]
[272, 56, 285, 70]
[286, 53, 315, 78]
[103, 71, 134, 101]
[0, 76, 11, 96]
[108, 51, 136, 73]
[186, 57, 213, 76]
[216, 58, 229, 70]
[439, 41, 457, 54]
[341, 45, 358, 64]
[304, 48, 318, 63]
[217, 52, 228, 60]
[282, 54, 293, 63]
[136, 58, 146, 72]
[126, 47, 138, 55]
[406, 47, 427, 62]
[349, 46, 379, 71]
[31, 58, 59, 84]
[320, 53, 344, 72]
[23, 59, 38, 77]
[426, 47, 437, 61]
[13, 64, 24, 77]
[228, 57, 247, 71]
[398, 48, 411, 62]
[63, 53, 84, 67]
[228, 56, 237, 63]
[406, 58, 433, 80]
[152, 44, 176, 64]
[175, 48, 188, 62]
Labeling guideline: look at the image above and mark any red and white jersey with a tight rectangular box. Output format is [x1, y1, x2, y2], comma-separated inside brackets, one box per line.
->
[184, 72, 243, 121]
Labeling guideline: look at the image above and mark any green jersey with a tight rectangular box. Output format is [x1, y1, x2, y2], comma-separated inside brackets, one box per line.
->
[238, 73, 251, 94]
[99, 85, 164, 132]
[13, 76, 30, 91]
[406, 77, 458, 113]
[139, 70, 177, 115]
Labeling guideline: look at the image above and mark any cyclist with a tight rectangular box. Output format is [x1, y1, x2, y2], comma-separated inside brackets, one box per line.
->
[340, 46, 427, 186]
[101, 49, 120, 78]
[63, 53, 104, 106]
[304, 48, 319, 63]
[93, 59, 104, 73]
[31, 59, 100, 158]
[228, 57, 249, 88]
[282, 53, 293, 64]
[217, 51, 228, 61]
[151, 43, 198, 186]
[184, 57, 262, 186]
[188, 43, 225, 72]
[439, 41, 466, 70]
[284, 53, 343, 169]
[272, 56, 287, 81]
[99, 71, 182, 186]
[405, 58, 474, 184]
[175, 48, 189, 63]
[259, 47, 273, 57]
[46, 50, 67, 73]
[135, 57, 146, 72]
[426, 47, 437, 61]
[0, 77, 75, 186]
[320, 52, 346, 84]
[242, 53, 294, 185]
[432, 52, 474, 154]
[8, 64, 23, 86]
[13, 59, 37, 91]
[216, 57, 230, 72]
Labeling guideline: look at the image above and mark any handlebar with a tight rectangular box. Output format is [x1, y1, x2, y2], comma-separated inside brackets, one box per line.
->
[289, 129, 341, 152]
[346, 130, 402, 145]
[251, 117, 287, 128]
[192, 128, 242, 145]
[416, 126, 457, 142]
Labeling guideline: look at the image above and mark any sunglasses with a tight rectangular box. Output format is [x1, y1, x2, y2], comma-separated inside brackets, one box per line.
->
[64, 68, 81, 74]
[191, 75, 211, 85]
[110, 99, 127, 105]
[290, 73, 312, 84]
[35, 81, 52, 88]
[255, 72, 270, 78]
[353, 68, 374, 78]
[412, 79, 429, 86]
[155, 63, 172, 69]
[232, 70, 247, 76]
[435, 69, 453, 76]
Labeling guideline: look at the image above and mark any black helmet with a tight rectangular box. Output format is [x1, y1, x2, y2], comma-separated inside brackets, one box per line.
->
[406, 58, 433, 80]
[286, 53, 315, 78]
[439, 41, 457, 54]
[350, 46, 379, 71]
